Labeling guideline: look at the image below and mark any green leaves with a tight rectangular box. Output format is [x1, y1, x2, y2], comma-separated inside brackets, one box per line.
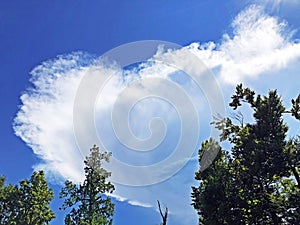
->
[192, 139, 237, 225]
[229, 83, 256, 109]
[60, 145, 115, 225]
[192, 85, 300, 224]
[0, 171, 55, 225]
[1, 146, 115, 225]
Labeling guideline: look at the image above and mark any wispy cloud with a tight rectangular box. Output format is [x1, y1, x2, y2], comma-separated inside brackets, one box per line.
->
[252, 0, 300, 12]
[13, 52, 94, 183]
[13, 5, 300, 224]
[127, 200, 152, 208]
[189, 5, 300, 84]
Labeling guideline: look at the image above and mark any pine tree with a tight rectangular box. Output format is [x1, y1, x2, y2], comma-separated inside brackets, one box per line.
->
[60, 145, 115, 225]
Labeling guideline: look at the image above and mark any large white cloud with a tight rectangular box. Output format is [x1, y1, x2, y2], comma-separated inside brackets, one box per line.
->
[14, 48, 209, 225]
[13, 5, 300, 225]
[14, 53, 91, 183]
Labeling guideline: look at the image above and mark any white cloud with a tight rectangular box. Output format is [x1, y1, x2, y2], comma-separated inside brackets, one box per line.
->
[108, 193, 152, 208]
[189, 5, 300, 84]
[127, 200, 152, 208]
[14, 49, 207, 224]
[13, 5, 300, 225]
[13, 53, 92, 183]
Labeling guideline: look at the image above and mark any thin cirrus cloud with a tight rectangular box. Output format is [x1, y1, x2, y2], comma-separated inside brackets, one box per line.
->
[254, 0, 299, 12]
[13, 5, 300, 225]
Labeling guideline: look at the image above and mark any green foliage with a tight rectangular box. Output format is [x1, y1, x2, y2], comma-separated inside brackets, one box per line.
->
[0, 176, 17, 224]
[192, 85, 300, 224]
[0, 171, 55, 224]
[192, 139, 241, 225]
[60, 145, 115, 225]
[291, 94, 300, 120]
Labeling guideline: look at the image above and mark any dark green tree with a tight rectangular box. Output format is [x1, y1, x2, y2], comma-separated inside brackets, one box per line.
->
[0, 171, 55, 224]
[192, 139, 244, 225]
[192, 84, 300, 224]
[60, 145, 115, 225]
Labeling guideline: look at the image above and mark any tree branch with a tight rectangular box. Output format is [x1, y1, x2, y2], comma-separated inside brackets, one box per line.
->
[157, 200, 168, 225]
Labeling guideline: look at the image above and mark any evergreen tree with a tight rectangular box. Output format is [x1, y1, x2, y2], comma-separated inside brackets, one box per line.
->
[192, 84, 300, 224]
[60, 145, 114, 225]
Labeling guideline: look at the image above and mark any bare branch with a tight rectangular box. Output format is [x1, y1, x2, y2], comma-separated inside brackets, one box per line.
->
[229, 111, 244, 127]
[157, 200, 168, 225]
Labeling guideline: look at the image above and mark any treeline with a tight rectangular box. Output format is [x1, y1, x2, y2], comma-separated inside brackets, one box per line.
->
[0, 146, 114, 225]
[1, 84, 300, 225]
[0, 147, 169, 225]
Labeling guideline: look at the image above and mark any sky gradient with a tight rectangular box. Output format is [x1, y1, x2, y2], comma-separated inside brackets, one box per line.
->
[1, 1, 300, 224]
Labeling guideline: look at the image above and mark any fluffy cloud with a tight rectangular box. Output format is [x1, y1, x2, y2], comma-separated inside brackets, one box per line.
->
[189, 5, 300, 84]
[13, 5, 300, 225]
[13, 53, 92, 183]
[14, 47, 210, 224]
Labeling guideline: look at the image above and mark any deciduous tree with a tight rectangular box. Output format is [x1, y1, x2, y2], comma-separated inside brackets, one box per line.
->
[192, 84, 300, 224]
[0, 171, 55, 224]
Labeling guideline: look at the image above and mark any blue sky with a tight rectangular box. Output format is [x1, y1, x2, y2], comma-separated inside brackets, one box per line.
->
[1, 1, 300, 225]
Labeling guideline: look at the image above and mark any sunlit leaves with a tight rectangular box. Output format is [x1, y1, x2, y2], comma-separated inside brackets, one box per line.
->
[0, 171, 55, 224]
[60, 145, 114, 225]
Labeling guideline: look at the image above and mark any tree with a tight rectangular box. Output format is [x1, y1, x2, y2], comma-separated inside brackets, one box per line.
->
[192, 84, 300, 224]
[0, 171, 55, 224]
[0, 176, 16, 223]
[60, 145, 115, 225]
[192, 139, 243, 225]
[157, 200, 168, 225]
